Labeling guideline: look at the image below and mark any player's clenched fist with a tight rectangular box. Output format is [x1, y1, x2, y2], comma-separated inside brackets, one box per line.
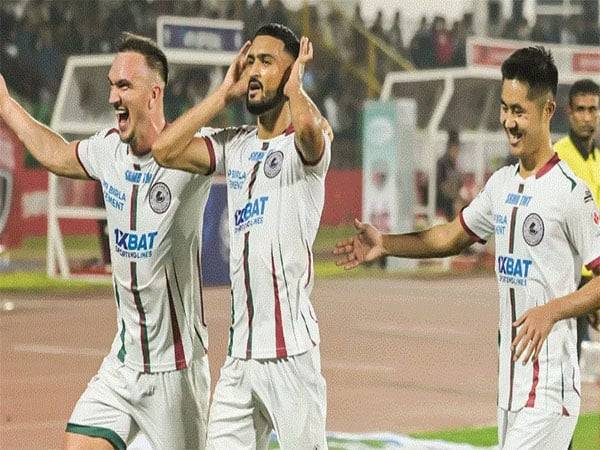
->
[333, 218, 385, 269]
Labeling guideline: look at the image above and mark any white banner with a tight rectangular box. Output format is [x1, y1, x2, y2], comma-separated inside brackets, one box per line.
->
[467, 36, 600, 77]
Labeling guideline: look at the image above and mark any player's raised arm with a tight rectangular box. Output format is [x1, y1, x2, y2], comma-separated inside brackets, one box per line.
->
[0, 74, 88, 179]
[334, 216, 476, 269]
[284, 37, 325, 164]
[152, 42, 251, 174]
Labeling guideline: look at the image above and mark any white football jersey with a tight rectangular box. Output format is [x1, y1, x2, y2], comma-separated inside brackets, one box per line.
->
[204, 125, 331, 359]
[77, 128, 211, 373]
[461, 154, 600, 415]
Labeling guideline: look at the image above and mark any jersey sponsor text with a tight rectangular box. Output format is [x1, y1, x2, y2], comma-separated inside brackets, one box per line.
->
[234, 196, 268, 233]
[114, 228, 158, 258]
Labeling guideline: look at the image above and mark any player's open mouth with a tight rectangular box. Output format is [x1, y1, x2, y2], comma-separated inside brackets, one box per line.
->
[506, 128, 523, 146]
[248, 80, 262, 98]
[115, 107, 130, 131]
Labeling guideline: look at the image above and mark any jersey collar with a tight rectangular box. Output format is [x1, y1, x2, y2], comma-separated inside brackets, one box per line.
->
[535, 152, 561, 179]
[568, 129, 598, 160]
[514, 153, 561, 179]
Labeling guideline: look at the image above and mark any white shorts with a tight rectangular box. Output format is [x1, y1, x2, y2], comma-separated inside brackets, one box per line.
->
[207, 346, 327, 450]
[497, 407, 577, 449]
[67, 353, 210, 449]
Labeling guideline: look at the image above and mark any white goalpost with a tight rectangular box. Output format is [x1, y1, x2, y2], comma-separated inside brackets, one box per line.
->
[47, 17, 242, 279]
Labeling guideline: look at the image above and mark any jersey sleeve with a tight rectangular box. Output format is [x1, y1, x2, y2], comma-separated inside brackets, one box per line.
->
[200, 127, 243, 176]
[297, 131, 331, 178]
[565, 182, 600, 272]
[459, 172, 497, 243]
[75, 128, 115, 180]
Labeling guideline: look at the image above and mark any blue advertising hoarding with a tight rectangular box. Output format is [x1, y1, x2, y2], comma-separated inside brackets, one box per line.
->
[201, 181, 230, 286]
[157, 16, 243, 54]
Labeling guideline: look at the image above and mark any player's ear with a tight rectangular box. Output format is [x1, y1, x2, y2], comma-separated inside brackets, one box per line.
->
[149, 84, 161, 109]
[545, 99, 556, 120]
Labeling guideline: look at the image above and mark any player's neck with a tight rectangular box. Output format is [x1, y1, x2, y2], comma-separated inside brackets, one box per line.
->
[130, 115, 167, 156]
[518, 142, 555, 178]
[256, 102, 290, 140]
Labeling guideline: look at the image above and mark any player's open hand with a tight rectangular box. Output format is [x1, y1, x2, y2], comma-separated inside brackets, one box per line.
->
[333, 219, 384, 269]
[284, 36, 312, 97]
[221, 41, 252, 103]
[511, 302, 559, 364]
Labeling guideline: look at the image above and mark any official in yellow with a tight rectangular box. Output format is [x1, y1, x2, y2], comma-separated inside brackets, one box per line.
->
[554, 79, 600, 357]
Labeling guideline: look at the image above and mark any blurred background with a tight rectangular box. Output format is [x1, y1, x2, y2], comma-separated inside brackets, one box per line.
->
[0, 1, 599, 448]
[2, 0, 599, 165]
[2, 0, 600, 275]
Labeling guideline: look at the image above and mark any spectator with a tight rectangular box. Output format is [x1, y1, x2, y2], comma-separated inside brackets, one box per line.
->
[225, 0, 246, 20]
[103, 0, 137, 51]
[387, 10, 404, 56]
[436, 130, 462, 220]
[577, 18, 600, 45]
[451, 19, 467, 66]
[349, 3, 367, 64]
[501, 16, 530, 41]
[409, 16, 434, 68]
[432, 16, 454, 67]
[244, 0, 266, 41]
[369, 10, 386, 80]
[266, 0, 289, 28]
[36, 25, 61, 92]
[560, 15, 579, 44]
[56, 12, 83, 56]
[369, 10, 385, 41]
[323, 9, 348, 57]
[530, 15, 560, 43]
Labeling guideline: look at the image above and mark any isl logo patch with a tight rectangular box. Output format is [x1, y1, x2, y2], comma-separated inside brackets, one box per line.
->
[149, 182, 171, 214]
[264, 151, 284, 178]
[522, 213, 544, 246]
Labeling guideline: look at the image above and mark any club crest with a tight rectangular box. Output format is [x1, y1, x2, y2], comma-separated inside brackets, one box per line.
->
[264, 151, 284, 178]
[522, 213, 544, 246]
[149, 182, 171, 214]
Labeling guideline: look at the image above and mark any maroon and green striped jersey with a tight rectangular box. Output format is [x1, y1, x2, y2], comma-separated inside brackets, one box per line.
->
[461, 154, 600, 415]
[203, 125, 331, 359]
[77, 128, 210, 373]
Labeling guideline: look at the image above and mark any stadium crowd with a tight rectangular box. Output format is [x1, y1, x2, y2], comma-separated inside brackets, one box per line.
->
[1, 0, 600, 168]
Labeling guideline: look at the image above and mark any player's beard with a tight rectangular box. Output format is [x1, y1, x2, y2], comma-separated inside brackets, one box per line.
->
[246, 79, 286, 116]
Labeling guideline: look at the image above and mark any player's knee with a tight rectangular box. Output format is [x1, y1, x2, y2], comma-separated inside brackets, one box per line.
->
[62, 432, 116, 450]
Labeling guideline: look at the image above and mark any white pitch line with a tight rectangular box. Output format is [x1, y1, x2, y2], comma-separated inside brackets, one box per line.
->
[13, 344, 106, 357]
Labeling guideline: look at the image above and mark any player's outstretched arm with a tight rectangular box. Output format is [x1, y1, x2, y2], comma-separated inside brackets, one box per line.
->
[0, 74, 88, 179]
[284, 36, 325, 164]
[512, 268, 600, 364]
[152, 42, 251, 174]
[333, 216, 474, 270]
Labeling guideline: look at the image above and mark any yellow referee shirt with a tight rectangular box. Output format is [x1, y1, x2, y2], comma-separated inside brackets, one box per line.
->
[554, 131, 600, 277]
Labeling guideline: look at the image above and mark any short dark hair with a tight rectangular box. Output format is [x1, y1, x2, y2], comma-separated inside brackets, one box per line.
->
[501, 46, 558, 100]
[253, 23, 300, 58]
[118, 32, 168, 85]
[568, 79, 600, 106]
